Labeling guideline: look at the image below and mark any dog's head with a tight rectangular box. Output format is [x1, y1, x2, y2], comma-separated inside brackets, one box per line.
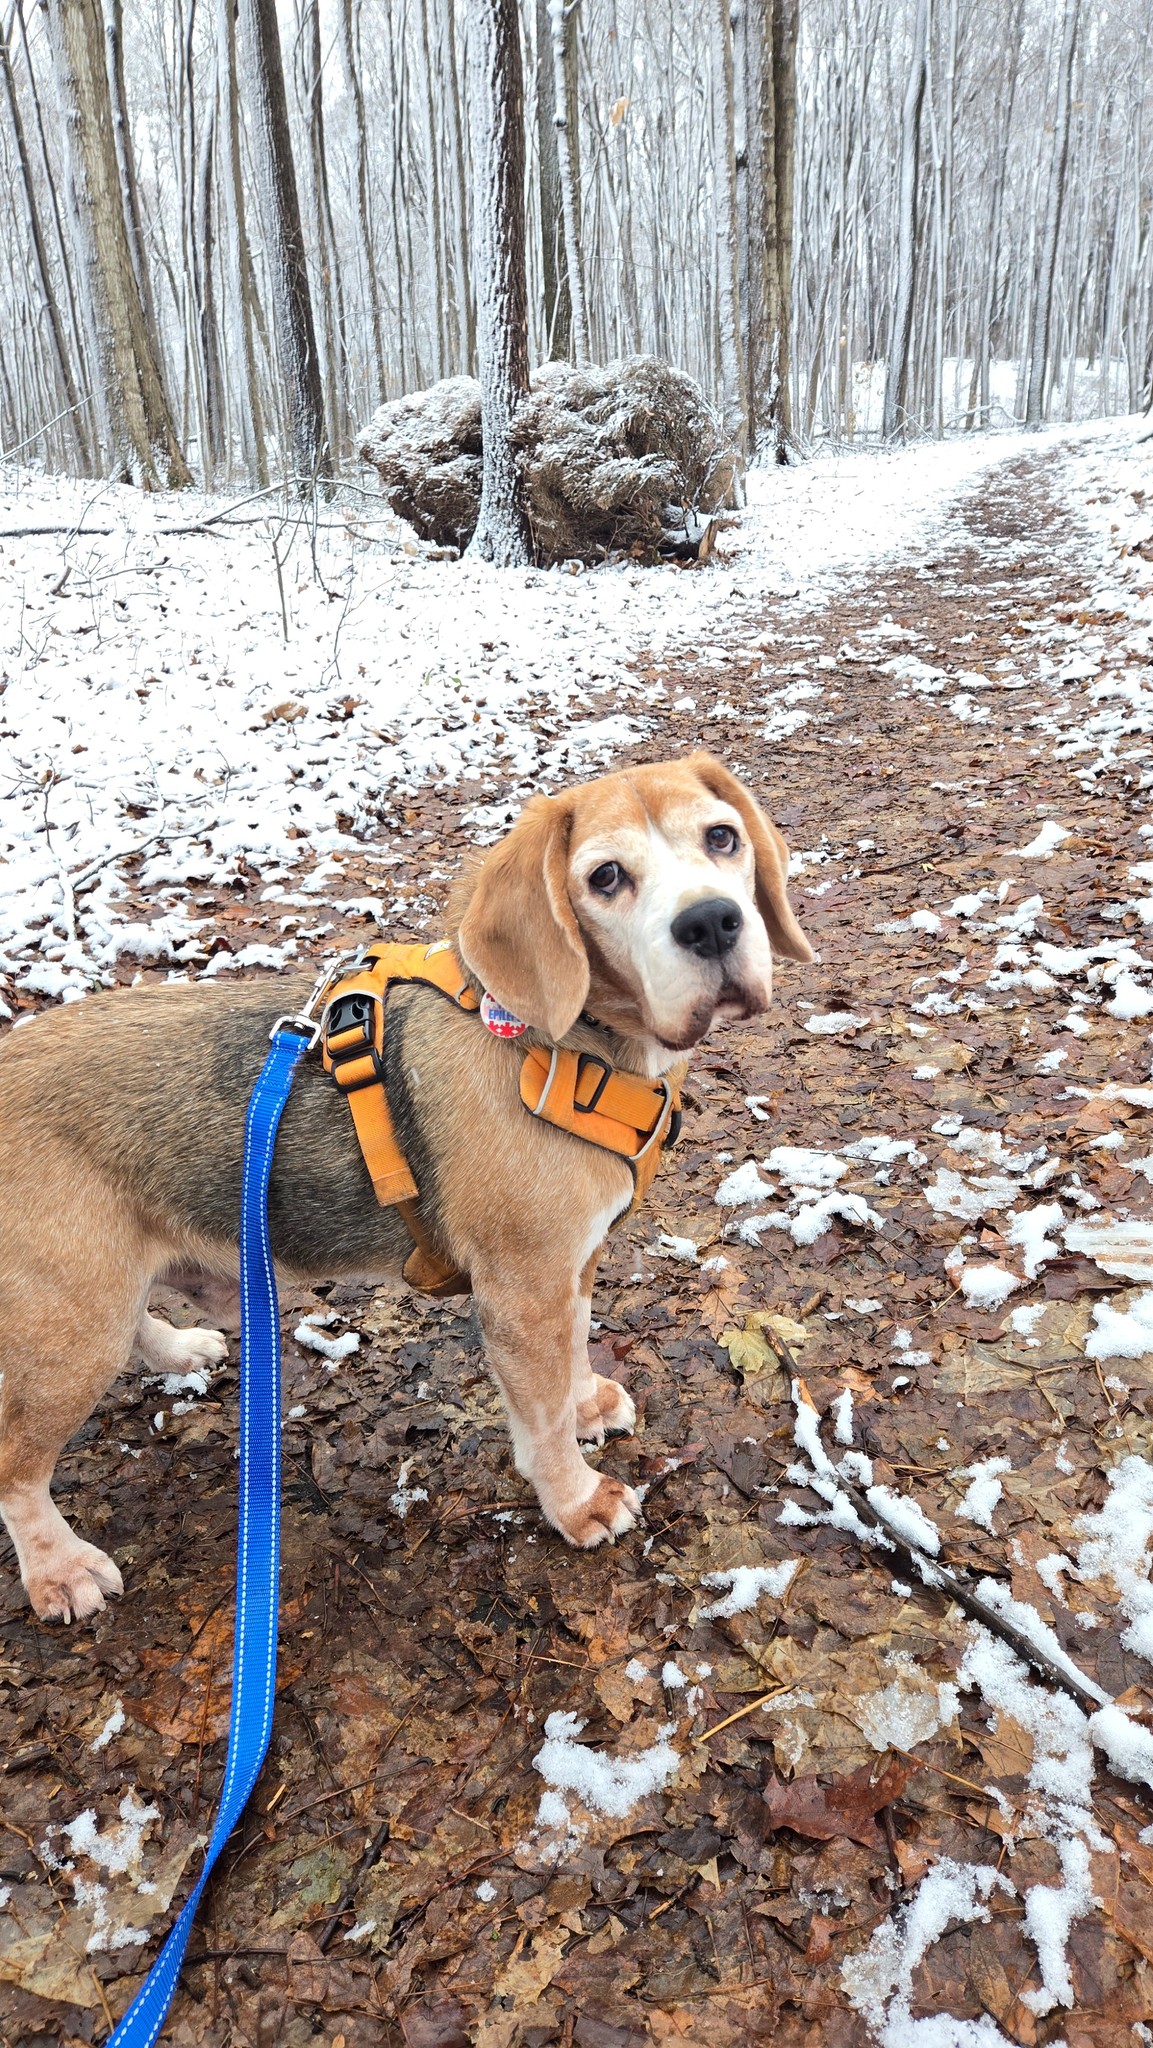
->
[456, 754, 813, 1060]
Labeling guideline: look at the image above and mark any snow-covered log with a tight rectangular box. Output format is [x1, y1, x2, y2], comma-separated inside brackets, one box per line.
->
[360, 355, 736, 563]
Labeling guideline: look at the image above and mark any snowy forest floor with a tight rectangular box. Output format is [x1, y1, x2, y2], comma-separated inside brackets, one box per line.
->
[2, 422, 1153, 2047]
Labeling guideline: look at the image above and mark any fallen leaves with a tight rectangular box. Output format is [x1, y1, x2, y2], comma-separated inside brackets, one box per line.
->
[763, 1755, 910, 1848]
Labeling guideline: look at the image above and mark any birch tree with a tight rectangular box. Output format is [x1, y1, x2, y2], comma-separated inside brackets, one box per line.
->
[466, 0, 532, 565]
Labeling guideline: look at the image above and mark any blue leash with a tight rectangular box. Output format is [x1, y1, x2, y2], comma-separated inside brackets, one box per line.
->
[108, 1025, 309, 2047]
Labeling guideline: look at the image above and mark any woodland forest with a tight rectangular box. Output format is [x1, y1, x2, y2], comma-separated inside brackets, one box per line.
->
[1, 0, 1151, 511]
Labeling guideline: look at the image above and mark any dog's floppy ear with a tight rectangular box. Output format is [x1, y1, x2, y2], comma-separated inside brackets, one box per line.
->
[689, 753, 815, 962]
[457, 793, 590, 1038]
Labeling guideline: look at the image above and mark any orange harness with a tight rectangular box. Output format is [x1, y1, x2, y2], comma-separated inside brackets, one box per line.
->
[318, 941, 681, 1296]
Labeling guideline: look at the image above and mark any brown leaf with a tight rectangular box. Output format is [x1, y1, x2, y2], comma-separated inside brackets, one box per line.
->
[969, 1922, 1038, 2043]
[763, 1755, 909, 1848]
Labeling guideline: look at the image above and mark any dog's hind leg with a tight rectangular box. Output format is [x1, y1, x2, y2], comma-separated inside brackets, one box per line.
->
[0, 1163, 157, 1622]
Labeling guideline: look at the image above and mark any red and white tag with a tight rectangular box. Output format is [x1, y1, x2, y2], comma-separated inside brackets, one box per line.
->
[480, 991, 527, 1037]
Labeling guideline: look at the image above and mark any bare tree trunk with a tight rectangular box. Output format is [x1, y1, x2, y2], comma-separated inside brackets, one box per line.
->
[0, 5, 92, 470]
[298, 0, 351, 456]
[45, 0, 190, 485]
[466, 0, 531, 566]
[536, 0, 569, 356]
[549, 0, 588, 362]
[194, 70, 226, 477]
[882, 0, 929, 442]
[239, 0, 329, 485]
[103, 0, 161, 359]
[336, 0, 387, 401]
[1025, 0, 1080, 427]
[768, 0, 797, 456]
[710, 0, 746, 485]
[445, 0, 475, 371]
[217, 0, 267, 483]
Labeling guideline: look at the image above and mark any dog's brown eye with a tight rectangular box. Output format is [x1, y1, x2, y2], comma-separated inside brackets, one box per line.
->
[706, 823, 739, 855]
[588, 861, 625, 895]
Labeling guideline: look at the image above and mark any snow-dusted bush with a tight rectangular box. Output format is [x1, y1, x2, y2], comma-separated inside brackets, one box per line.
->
[359, 356, 736, 563]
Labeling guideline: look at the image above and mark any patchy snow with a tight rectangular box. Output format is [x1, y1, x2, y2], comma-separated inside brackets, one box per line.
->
[0, 431, 1075, 997]
[842, 1858, 1014, 2044]
[532, 1710, 679, 1828]
[389, 1457, 428, 1520]
[956, 1458, 1012, 1533]
[960, 1264, 1022, 1311]
[1072, 1456, 1153, 1663]
[58, 1790, 160, 1879]
[1084, 1290, 1153, 1361]
[1016, 820, 1070, 858]
[1065, 1219, 1153, 1282]
[699, 1561, 799, 1618]
[764, 1145, 847, 1189]
[90, 1702, 126, 1753]
[294, 1319, 361, 1364]
[715, 1160, 774, 1207]
[803, 1009, 871, 1033]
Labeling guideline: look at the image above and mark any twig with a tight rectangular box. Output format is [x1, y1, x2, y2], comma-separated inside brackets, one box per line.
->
[760, 1325, 1108, 1718]
[316, 1819, 391, 1952]
[696, 1681, 804, 1743]
[889, 1744, 1009, 1803]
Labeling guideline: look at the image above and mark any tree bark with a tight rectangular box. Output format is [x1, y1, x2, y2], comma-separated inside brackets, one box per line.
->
[45, 0, 190, 485]
[238, 0, 330, 486]
[882, 0, 929, 442]
[466, 0, 532, 566]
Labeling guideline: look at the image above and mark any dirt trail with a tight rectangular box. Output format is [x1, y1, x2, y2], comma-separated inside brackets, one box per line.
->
[3, 440, 1153, 2048]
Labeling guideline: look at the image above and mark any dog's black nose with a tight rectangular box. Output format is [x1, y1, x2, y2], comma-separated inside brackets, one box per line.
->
[671, 896, 743, 959]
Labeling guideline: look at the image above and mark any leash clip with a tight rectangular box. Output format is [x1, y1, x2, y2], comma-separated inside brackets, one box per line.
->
[268, 952, 359, 1047]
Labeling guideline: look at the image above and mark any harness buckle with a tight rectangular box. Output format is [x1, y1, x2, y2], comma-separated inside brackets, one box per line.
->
[323, 988, 385, 1092]
[573, 1052, 612, 1115]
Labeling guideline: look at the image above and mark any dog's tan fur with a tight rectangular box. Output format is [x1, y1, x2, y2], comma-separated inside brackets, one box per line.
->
[0, 754, 811, 1622]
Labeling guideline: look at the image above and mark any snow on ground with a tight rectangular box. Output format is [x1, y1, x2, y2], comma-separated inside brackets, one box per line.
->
[0, 420, 1119, 1003]
[5, 417, 1153, 2034]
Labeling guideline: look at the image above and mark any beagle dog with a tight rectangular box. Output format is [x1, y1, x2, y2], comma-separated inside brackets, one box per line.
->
[0, 753, 812, 1623]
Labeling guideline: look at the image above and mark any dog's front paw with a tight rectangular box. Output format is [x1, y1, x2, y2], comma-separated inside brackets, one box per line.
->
[551, 1474, 641, 1548]
[575, 1374, 636, 1445]
[26, 1540, 124, 1624]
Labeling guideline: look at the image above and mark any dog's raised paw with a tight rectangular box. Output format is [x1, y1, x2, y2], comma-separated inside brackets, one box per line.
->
[27, 1541, 124, 1625]
[554, 1475, 641, 1548]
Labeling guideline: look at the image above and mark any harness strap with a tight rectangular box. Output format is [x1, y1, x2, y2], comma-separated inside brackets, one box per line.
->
[321, 942, 679, 1287]
[519, 1045, 679, 1207]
